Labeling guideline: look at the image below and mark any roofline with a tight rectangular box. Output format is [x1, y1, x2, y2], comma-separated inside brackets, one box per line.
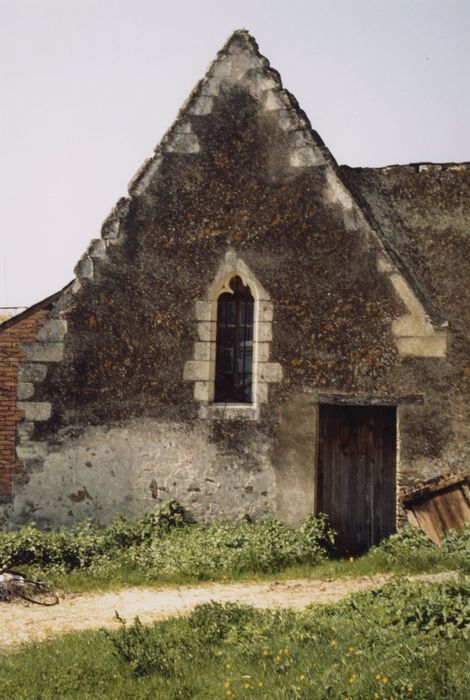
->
[0, 283, 72, 333]
[341, 161, 470, 172]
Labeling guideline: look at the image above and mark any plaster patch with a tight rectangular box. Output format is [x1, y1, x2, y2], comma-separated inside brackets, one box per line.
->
[6, 420, 276, 526]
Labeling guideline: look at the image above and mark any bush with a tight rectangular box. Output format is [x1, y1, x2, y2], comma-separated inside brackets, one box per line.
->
[443, 523, 470, 553]
[188, 601, 261, 645]
[369, 525, 470, 573]
[104, 614, 194, 677]
[373, 526, 435, 559]
[346, 578, 470, 639]
[105, 602, 283, 678]
[0, 501, 185, 571]
[134, 515, 336, 579]
[0, 506, 335, 581]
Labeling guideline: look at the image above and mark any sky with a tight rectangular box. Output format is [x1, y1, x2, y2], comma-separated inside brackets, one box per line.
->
[1, 0, 469, 307]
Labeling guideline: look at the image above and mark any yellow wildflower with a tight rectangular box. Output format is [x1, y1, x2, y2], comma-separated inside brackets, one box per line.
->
[244, 683, 251, 689]
[349, 674, 356, 684]
[349, 556, 354, 562]
[330, 639, 337, 646]
[275, 655, 281, 662]
[224, 682, 230, 689]
[225, 663, 232, 669]
[375, 674, 381, 680]
[298, 674, 305, 681]
[407, 688, 413, 695]
[258, 682, 264, 688]
[284, 647, 289, 654]
[262, 650, 269, 656]
[383, 676, 389, 684]
[348, 646, 354, 652]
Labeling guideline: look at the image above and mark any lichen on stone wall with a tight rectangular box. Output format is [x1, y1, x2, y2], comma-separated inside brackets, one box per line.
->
[3, 31, 469, 530]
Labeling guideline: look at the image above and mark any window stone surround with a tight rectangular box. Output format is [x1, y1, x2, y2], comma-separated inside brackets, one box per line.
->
[184, 250, 283, 418]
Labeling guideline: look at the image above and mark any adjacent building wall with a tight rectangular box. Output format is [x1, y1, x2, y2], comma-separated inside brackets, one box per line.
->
[0, 307, 49, 499]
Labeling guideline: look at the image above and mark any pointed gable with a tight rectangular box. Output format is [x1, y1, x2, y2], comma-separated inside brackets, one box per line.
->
[128, 29, 328, 198]
[64, 30, 447, 359]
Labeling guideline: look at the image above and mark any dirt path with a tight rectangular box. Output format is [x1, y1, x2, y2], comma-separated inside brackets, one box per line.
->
[0, 572, 458, 652]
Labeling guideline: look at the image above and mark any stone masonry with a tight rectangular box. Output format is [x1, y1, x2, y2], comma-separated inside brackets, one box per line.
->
[0, 31, 469, 538]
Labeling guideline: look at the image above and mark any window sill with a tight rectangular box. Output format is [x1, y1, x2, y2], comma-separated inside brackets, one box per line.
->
[199, 403, 260, 421]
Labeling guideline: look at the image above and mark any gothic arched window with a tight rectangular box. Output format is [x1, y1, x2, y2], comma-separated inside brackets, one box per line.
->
[215, 276, 254, 403]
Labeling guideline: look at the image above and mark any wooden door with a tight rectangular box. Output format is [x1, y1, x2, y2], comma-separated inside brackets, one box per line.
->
[317, 404, 396, 555]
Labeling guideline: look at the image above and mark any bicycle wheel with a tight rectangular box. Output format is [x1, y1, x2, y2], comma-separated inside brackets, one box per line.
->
[16, 580, 59, 606]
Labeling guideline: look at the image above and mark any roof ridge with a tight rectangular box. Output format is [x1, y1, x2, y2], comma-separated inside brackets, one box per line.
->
[0, 285, 71, 332]
[341, 162, 470, 173]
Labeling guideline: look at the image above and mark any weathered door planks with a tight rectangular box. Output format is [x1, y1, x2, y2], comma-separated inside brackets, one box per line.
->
[317, 404, 397, 554]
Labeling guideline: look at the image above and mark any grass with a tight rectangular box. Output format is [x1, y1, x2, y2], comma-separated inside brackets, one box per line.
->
[47, 554, 459, 596]
[1, 578, 469, 699]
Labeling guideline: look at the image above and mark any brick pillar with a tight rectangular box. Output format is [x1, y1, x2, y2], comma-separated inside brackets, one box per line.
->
[0, 309, 49, 498]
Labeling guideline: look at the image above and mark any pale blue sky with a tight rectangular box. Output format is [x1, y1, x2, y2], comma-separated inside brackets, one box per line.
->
[1, 0, 469, 307]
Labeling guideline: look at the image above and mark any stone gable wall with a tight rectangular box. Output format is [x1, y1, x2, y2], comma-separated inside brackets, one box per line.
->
[1, 33, 468, 530]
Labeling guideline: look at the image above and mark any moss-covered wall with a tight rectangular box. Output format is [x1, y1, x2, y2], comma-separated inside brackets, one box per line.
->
[2, 32, 468, 529]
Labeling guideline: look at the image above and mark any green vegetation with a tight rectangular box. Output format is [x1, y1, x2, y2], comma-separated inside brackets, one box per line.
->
[1, 578, 469, 698]
[0, 503, 337, 590]
[1, 507, 469, 697]
[0, 503, 469, 593]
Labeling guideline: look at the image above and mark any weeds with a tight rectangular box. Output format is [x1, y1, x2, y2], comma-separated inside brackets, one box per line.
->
[3, 579, 466, 698]
[102, 579, 470, 697]
[0, 505, 335, 585]
[0, 505, 469, 593]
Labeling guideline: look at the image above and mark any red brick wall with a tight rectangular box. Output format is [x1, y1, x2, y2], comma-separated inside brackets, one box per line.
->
[0, 309, 49, 497]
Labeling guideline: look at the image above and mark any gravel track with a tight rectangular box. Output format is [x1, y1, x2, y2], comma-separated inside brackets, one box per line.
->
[0, 572, 458, 652]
